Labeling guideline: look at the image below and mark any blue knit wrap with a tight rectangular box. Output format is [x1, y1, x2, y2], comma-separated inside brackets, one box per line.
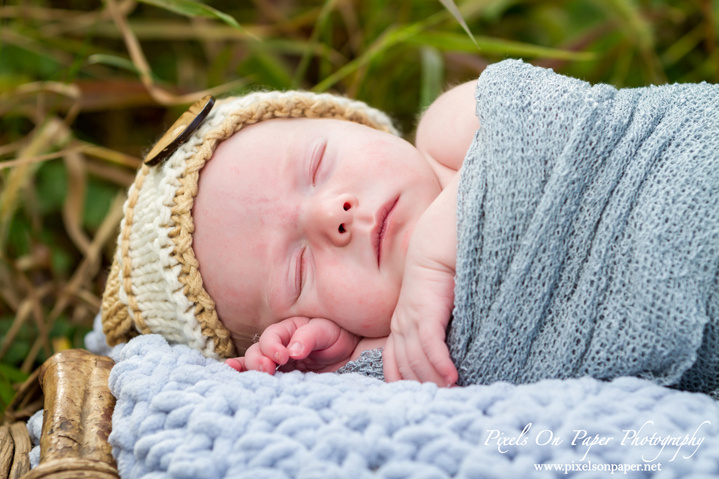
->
[447, 60, 719, 392]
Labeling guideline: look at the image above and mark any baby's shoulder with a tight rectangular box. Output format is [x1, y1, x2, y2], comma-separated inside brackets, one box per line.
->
[415, 80, 479, 181]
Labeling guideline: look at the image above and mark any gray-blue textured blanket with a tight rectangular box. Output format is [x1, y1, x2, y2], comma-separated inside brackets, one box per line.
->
[349, 59, 719, 391]
[449, 60, 719, 392]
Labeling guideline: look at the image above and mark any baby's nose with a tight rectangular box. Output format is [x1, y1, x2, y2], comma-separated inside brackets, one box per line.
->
[314, 193, 357, 247]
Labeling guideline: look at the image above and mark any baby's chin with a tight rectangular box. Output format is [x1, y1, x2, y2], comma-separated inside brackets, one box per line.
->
[347, 313, 392, 339]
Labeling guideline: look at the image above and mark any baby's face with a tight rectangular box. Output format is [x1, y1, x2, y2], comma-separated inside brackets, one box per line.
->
[192, 118, 441, 347]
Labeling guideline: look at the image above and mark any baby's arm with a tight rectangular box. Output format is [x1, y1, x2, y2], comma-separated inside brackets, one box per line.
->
[226, 317, 385, 374]
[382, 80, 478, 386]
[383, 174, 459, 386]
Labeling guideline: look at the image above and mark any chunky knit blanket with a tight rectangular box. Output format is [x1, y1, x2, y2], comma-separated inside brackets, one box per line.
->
[26, 316, 719, 478]
[105, 335, 719, 478]
[349, 60, 719, 393]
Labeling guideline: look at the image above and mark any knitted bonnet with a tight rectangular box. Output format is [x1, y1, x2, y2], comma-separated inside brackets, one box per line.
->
[101, 90, 399, 359]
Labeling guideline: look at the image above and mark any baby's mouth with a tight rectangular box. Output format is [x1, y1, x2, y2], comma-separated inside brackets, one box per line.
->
[373, 197, 398, 267]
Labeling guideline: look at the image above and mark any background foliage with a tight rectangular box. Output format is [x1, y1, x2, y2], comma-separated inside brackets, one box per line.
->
[1, 0, 717, 421]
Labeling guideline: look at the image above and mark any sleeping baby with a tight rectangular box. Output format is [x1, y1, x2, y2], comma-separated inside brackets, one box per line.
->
[101, 59, 719, 395]
[191, 79, 478, 387]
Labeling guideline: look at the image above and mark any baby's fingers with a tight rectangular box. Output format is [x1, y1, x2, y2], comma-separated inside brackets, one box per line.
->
[418, 324, 458, 386]
[243, 343, 279, 374]
[390, 336, 421, 382]
[225, 357, 246, 372]
[401, 338, 450, 386]
[385, 331, 452, 386]
[382, 336, 403, 382]
[258, 317, 311, 365]
[286, 318, 341, 360]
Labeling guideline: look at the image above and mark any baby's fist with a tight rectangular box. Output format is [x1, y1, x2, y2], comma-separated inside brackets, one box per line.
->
[227, 317, 360, 374]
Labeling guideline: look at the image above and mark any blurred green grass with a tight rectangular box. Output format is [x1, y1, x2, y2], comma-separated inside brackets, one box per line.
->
[0, 0, 717, 421]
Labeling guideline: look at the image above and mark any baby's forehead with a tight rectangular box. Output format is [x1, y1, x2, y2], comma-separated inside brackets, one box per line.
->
[216, 116, 373, 147]
[197, 150, 282, 214]
[195, 115, 388, 213]
[194, 121, 308, 224]
[199, 118, 319, 181]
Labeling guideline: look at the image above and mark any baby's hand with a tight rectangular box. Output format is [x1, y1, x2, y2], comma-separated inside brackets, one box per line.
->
[225, 317, 361, 374]
[383, 175, 460, 387]
[383, 248, 457, 386]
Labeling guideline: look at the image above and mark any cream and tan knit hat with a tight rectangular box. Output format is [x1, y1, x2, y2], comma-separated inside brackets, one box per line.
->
[101, 90, 399, 359]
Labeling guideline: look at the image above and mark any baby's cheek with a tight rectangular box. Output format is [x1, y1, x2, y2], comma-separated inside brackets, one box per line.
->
[346, 290, 395, 337]
[317, 264, 392, 336]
